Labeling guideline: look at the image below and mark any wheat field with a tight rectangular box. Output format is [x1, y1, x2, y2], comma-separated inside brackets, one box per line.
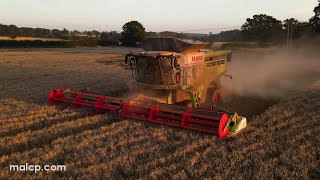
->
[0, 47, 319, 179]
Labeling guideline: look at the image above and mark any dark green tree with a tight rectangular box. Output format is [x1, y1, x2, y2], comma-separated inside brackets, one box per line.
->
[109, 31, 121, 43]
[20, 27, 35, 37]
[70, 30, 81, 34]
[7, 25, 19, 37]
[82, 31, 91, 37]
[100, 32, 111, 40]
[283, 18, 299, 39]
[52, 29, 62, 38]
[61, 28, 69, 35]
[283, 18, 311, 39]
[91, 30, 100, 37]
[121, 21, 147, 46]
[241, 14, 283, 42]
[100, 31, 119, 40]
[283, 18, 299, 29]
[309, 1, 320, 33]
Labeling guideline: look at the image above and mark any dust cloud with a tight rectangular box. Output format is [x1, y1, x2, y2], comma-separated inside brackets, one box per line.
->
[221, 46, 320, 99]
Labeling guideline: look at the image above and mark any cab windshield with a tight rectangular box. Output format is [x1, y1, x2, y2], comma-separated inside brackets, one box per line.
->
[135, 56, 173, 85]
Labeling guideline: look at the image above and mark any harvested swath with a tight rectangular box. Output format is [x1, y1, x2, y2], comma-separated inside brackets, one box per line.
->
[0, 115, 110, 156]
[1, 90, 319, 179]
[0, 48, 319, 179]
[0, 100, 85, 138]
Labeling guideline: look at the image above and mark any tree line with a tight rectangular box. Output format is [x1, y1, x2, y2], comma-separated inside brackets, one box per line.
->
[211, 16, 313, 43]
[0, 24, 122, 42]
[210, 1, 320, 43]
[0, 39, 119, 48]
[0, 1, 319, 47]
[127, 2, 320, 44]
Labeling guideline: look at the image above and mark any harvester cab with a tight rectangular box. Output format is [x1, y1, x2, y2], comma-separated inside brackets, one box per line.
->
[125, 51, 178, 85]
[124, 38, 232, 108]
[48, 38, 247, 138]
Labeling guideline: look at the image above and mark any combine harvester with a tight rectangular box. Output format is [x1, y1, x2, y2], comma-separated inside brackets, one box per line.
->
[48, 38, 246, 138]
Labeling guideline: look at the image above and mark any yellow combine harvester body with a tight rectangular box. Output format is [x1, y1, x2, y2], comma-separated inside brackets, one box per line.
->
[48, 38, 247, 138]
[125, 38, 232, 107]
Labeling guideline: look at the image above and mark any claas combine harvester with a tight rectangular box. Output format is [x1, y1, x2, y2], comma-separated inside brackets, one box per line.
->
[48, 38, 246, 138]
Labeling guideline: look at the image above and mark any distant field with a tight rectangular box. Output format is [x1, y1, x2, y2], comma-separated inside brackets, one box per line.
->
[209, 42, 228, 49]
[0, 36, 65, 41]
[0, 47, 319, 179]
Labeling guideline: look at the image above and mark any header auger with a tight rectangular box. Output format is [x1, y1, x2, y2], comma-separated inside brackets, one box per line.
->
[48, 38, 247, 138]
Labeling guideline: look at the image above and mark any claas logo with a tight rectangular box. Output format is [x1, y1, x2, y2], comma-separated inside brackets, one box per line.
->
[191, 56, 204, 61]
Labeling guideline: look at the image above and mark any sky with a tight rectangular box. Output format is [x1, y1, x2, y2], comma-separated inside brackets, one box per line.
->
[0, 0, 318, 33]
